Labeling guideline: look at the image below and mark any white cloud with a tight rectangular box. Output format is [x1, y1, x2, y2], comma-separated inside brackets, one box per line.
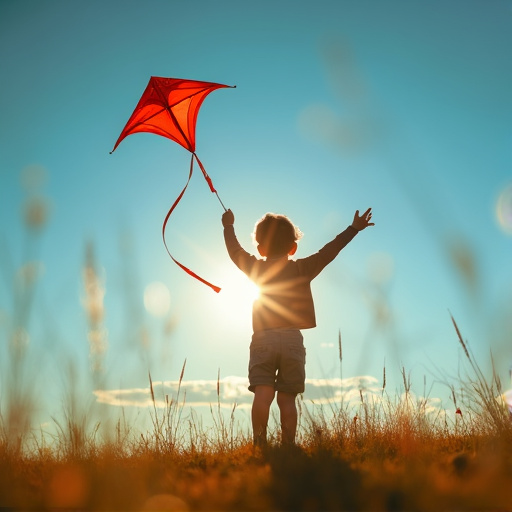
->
[93, 375, 381, 409]
[94, 376, 252, 409]
[94, 386, 155, 408]
[91, 379, 512, 426]
[93, 374, 469, 428]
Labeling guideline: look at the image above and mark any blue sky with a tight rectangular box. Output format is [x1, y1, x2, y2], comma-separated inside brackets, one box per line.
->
[1, 0, 511, 430]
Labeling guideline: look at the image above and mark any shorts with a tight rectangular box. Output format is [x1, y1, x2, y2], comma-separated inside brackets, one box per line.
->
[248, 329, 306, 395]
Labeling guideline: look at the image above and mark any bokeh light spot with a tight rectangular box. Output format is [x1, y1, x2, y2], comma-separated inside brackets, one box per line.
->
[496, 184, 512, 235]
[144, 282, 171, 317]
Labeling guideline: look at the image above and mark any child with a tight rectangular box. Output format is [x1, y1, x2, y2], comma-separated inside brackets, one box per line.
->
[222, 207, 374, 446]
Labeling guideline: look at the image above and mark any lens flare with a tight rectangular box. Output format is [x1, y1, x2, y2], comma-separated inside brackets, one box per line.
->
[144, 282, 171, 317]
[496, 184, 512, 235]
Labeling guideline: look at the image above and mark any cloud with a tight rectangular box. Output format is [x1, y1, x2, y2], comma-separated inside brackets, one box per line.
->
[93, 375, 381, 410]
[93, 375, 474, 425]
[94, 376, 253, 410]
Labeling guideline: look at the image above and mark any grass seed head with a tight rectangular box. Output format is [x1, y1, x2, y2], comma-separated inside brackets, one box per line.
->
[450, 313, 470, 360]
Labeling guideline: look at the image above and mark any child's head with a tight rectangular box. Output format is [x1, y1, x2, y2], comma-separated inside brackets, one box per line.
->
[253, 213, 303, 259]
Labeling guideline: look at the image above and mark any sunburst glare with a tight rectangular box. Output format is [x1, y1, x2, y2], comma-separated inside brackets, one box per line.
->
[215, 266, 260, 325]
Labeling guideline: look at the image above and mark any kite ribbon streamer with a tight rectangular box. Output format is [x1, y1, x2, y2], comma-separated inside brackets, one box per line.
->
[162, 153, 222, 293]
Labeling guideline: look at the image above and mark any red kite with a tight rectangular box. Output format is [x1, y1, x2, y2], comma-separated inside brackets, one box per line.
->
[111, 77, 235, 292]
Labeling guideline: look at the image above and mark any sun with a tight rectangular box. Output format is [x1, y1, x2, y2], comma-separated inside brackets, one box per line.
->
[215, 266, 260, 324]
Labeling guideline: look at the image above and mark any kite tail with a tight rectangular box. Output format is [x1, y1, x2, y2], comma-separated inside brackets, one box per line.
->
[193, 153, 227, 211]
[162, 155, 221, 293]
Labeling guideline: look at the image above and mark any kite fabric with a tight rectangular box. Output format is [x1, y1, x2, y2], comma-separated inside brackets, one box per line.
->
[111, 76, 235, 293]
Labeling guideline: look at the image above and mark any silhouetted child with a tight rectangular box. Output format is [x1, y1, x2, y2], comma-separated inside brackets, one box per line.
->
[222, 207, 374, 447]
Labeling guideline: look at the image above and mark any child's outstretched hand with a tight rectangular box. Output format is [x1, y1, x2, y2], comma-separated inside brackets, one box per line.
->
[222, 209, 235, 227]
[351, 208, 374, 231]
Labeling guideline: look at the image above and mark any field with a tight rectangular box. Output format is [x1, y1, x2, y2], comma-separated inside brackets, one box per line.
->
[1, 335, 511, 511]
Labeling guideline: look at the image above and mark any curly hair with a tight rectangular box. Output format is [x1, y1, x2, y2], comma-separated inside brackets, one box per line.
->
[253, 213, 303, 258]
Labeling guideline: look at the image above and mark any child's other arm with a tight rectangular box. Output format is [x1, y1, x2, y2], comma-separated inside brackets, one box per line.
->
[351, 207, 374, 231]
[300, 207, 374, 278]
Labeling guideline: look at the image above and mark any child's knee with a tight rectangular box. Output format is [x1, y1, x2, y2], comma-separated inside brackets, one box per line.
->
[254, 385, 275, 406]
[276, 391, 296, 409]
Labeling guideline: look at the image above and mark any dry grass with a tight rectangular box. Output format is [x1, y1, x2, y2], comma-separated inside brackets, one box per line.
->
[1, 344, 511, 511]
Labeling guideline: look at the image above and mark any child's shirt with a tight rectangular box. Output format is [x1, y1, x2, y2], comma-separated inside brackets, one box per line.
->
[223, 225, 358, 332]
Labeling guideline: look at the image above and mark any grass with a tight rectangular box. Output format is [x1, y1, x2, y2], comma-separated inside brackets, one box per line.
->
[1, 330, 511, 511]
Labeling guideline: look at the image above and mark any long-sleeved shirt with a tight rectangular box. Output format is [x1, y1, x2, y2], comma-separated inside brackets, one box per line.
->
[223, 225, 358, 332]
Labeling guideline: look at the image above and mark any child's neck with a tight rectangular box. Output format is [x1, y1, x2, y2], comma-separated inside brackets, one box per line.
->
[265, 254, 290, 262]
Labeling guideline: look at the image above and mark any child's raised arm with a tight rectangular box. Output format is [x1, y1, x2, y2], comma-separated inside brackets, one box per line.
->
[351, 208, 375, 231]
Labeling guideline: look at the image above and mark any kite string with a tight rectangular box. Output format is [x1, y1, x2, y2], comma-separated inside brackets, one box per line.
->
[193, 153, 227, 212]
[161, 154, 221, 293]
[214, 191, 227, 212]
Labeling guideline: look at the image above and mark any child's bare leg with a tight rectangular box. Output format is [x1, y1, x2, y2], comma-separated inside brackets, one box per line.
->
[252, 385, 275, 446]
[277, 391, 297, 445]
